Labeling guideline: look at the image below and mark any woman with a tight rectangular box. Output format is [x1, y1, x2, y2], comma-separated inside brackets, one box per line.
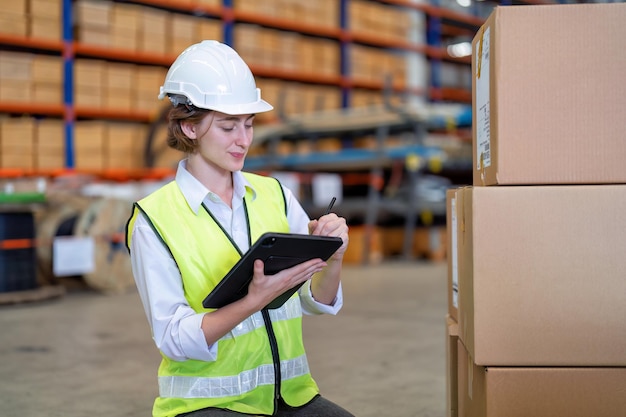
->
[126, 40, 353, 417]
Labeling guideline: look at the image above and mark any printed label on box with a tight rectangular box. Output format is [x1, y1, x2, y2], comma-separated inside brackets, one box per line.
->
[476, 27, 491, 170]
[451, 197, 459, 309]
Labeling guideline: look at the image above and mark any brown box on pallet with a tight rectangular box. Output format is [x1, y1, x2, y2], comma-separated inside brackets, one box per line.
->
[75, 26, 109, 46]
[4, 0, 27, 14]
[111, 3, 140, 32]
[472, 3, 626, 186]
[32, 55, 62, 103]
[110, 26, 137, 52]
[1, 118, 35, 146]
[0, 152, 34, 169]
[74, 0, 111, 28]
[35, 119, 65, 170]
[32, 55, 62, 83]
[197, 19, 222, 42]
[0, 52, 32, 80]
[0, 118, 34, 169]
[107, 123, 143, 157]
[30, 16, 61, 40]
[105, 63, 135, 91]
[74, 121, 106, 152]
[74, 121, 106, 171]
[0, 12, 28, 36]
[457, 339, 626, 417]
[342, 225, 383, 265]
[458, 185, 626, 366]
[75, 59, 106, 88]
[105, 123, 143, 170]
[0, 80, 32, 102]
[104, 89, 132, 110]
[30, 0, 62, 19]
[138, 8, 168, 55]
[75, 86, 102, 108]
[33, 83, 62, 104]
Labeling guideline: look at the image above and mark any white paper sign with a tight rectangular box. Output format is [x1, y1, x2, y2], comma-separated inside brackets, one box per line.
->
[53, 236, 95, 276]
[311, 173, 343, 208]
[476, 26, 491, 170]
[271, 171, 301, 198]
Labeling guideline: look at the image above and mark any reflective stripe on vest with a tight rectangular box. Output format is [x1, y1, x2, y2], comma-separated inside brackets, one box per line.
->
[159, 354, 310, 399]
[220, 296, 301, 340]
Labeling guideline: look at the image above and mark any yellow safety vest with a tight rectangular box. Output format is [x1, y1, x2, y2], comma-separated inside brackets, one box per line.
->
[126, 173, 319, 417]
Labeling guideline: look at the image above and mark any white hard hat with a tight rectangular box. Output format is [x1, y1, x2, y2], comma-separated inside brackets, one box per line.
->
[158, 40, 273, 115]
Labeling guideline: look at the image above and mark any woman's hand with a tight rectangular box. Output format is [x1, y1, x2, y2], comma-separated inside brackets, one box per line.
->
[244, 258, 327, 309]
[308, 213, 349, 260]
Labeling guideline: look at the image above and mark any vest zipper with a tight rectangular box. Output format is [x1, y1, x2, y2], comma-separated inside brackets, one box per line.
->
[261, 308, 281, 414]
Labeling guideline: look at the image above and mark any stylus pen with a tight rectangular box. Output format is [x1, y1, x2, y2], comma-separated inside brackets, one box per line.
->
[324, 197, 337, 215]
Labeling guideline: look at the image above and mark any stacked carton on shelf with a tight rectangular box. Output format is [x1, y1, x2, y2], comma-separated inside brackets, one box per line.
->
[446, 3, 626, 417]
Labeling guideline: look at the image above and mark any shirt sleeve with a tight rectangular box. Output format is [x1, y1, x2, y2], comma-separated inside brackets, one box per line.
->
[281, 185, 344, 315]
[130, 213, 218, 362]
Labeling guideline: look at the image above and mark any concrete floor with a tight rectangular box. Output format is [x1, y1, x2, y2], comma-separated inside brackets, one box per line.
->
[0, 260, 448, 417]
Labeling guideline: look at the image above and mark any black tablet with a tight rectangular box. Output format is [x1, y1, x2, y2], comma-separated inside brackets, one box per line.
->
[202, 232, 343, 310]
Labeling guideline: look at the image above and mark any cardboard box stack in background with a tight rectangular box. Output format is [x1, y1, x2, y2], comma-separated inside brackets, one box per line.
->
[446, 4, 626, 417]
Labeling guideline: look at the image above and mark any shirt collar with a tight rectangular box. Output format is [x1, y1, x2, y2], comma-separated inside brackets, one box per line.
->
[175, 159, 258, 214]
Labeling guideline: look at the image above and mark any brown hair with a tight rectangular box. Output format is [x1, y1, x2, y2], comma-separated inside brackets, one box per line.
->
[166, 105, 212, 154]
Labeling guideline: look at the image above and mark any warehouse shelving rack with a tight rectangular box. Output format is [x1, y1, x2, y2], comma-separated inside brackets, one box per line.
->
[0, 0, 497, 175]
[0, 0, 491, 263]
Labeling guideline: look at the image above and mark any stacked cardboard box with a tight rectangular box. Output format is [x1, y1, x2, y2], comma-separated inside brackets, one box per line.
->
[233, 0, 338, 29]
[29, 0, 61, 40]
[0, 117, 35, 169]
[73, 120, 148, 171]
[0, 0, 28, 37]
[0, 51, 33, 103]
[446, 4, 626, 417]
[74, 0, 111, 46]
[349, 0, 411, 42]
[32, 55, 63, 105]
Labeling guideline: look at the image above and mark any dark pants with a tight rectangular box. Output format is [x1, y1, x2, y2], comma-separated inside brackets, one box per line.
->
[178, 396, 355, 417]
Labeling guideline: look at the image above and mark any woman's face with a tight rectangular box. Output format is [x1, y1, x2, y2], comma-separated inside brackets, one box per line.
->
[189, 111, 256, 174]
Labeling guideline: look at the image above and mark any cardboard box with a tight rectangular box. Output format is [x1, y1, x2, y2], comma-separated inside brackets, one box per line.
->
[0, 51, 32, 80]
[458, 185, 626, 366]
[74, 0, 111, 28]
[32, 55, 62, 83]
[74, 59, 106, 88]
[111, 3, 140, 32]
[30, 0, 62, 19]
[35, 119, 65, 170]
[342, 225, 383, 265]
[110, 26, 138, 52]
[446, 315, 459, 417]
[105, 63, 135, 91]
[33, 83, 62, 104]
[30, 16, 62, 40]
[472, 3, 626, 185]
[197, 19, 222, 42]
[458, 339, 626, 417]
[0, 80, 32, 102]
[0, 152, 33, 169]
[3, 0, 27, 15]
[0, 12, 28, 36]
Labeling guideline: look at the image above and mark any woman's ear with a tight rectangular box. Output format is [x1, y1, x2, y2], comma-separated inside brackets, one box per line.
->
[180, 121, 197, 139]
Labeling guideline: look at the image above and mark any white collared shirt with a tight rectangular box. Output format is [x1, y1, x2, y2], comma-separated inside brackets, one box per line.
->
[130, 160, 343, 362]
